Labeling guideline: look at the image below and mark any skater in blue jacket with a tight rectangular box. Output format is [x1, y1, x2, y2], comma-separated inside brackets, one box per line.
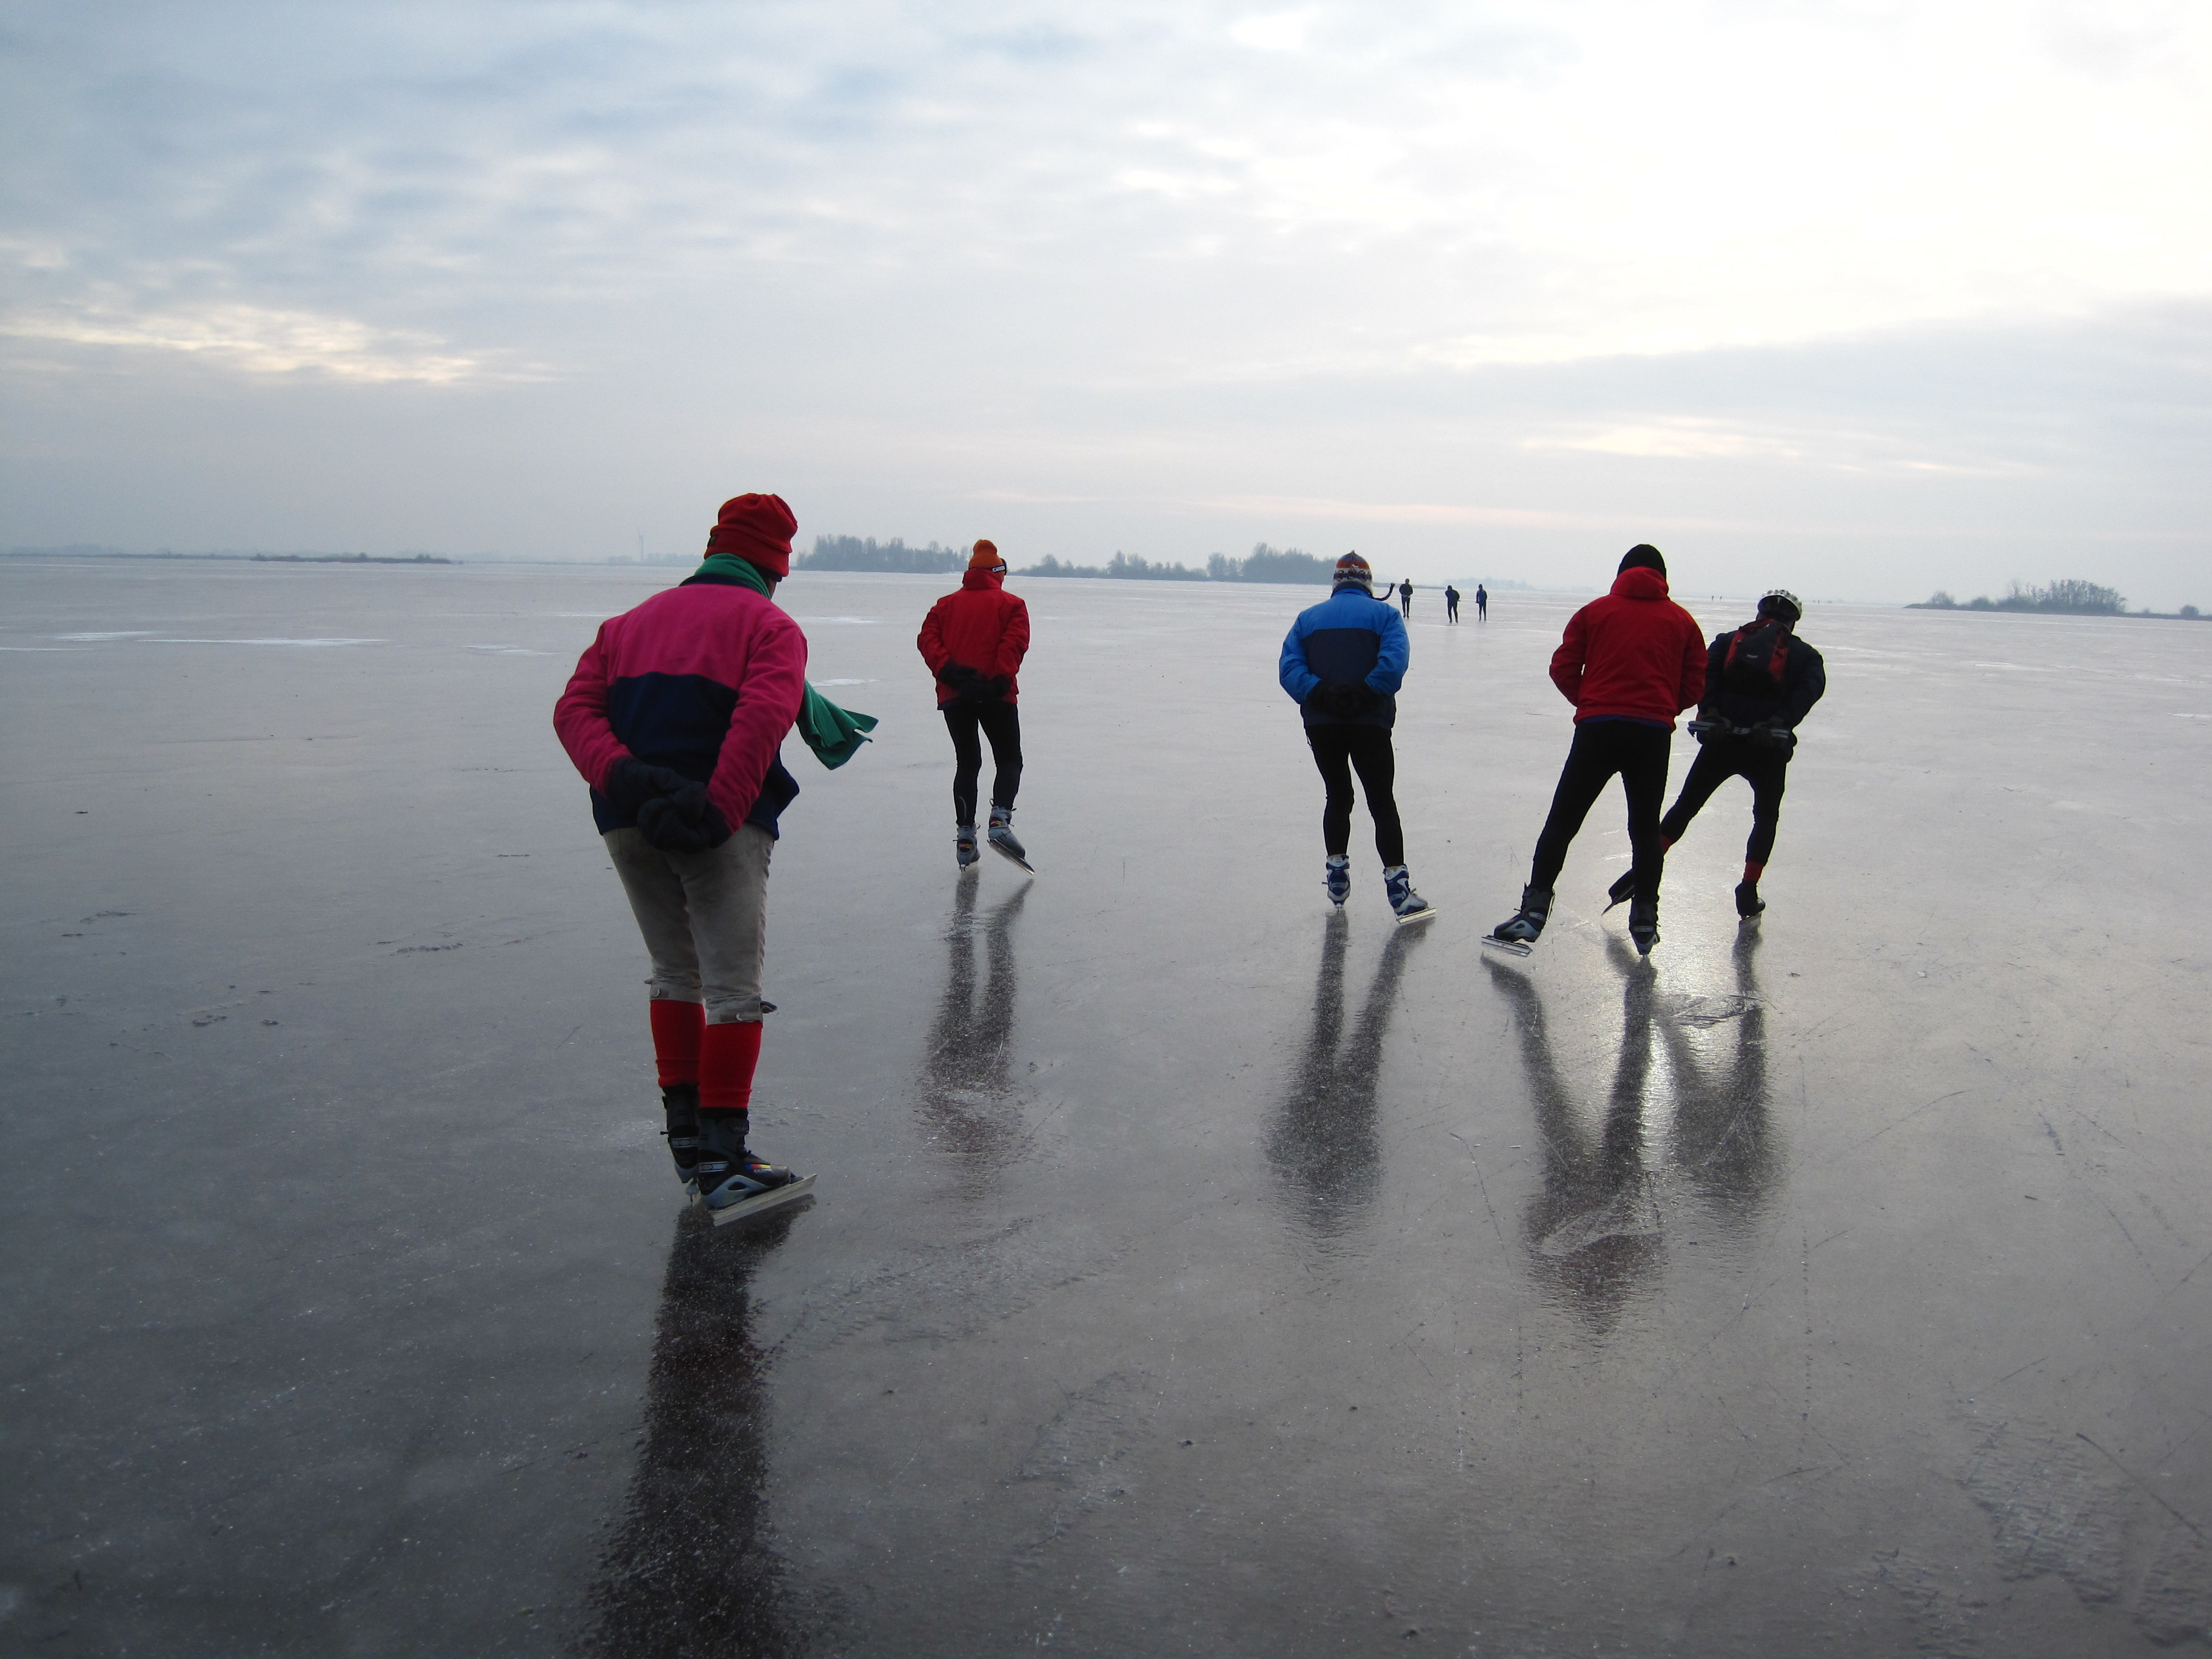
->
[1279, 554, 1433, 922]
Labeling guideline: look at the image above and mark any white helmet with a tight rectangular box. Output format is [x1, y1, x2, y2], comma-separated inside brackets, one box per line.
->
[1760, 588, 1802, 620]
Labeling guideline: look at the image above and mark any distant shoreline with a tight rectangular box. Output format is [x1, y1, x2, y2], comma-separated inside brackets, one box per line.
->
[4, 548, 457, 566]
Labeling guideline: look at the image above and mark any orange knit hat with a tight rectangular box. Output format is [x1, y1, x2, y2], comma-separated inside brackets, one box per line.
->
[968, 540, 1004, 570]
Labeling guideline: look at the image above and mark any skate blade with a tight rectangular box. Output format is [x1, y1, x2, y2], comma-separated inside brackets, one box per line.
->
[707, 1173, 817, 1226]
[1395, 905, 1439, 926]
[989, 842, 1034, 873]
[1479, 933, 1533, 957]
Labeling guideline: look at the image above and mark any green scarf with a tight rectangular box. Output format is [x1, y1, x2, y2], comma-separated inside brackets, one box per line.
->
[694, 554, 879, 769]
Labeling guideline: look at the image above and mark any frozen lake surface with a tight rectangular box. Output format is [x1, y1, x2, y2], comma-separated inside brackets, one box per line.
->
[4, 557, 2210, 1657]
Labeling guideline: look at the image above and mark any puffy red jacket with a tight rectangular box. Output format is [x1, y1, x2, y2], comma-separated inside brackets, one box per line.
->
[1549, 568, 1706, 726]
[917, 570, 1031, 706]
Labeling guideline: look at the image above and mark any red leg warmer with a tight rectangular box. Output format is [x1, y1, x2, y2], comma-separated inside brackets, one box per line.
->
[699, 1019, 764, 1114]
[648, 999, 704, 1087]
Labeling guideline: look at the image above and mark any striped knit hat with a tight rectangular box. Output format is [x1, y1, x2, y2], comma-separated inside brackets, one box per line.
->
[1333, 552, 1374, 594]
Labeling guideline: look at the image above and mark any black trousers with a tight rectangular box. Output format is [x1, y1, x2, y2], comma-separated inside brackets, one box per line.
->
[1306, 725, 1404, 866]
[943, 702, 1022, 826]
[1661, 737, 1789, 867]
[1529, 720, 1671, 899]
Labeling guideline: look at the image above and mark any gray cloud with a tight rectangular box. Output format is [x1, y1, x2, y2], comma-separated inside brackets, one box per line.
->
[4, 0, 2209, 606]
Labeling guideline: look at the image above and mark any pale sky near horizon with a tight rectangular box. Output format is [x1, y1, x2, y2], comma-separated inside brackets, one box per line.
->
[4, 1, 2209, 605]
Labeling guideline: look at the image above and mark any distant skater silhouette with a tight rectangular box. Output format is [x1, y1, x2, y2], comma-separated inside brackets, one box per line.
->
[1398, 579, 1414, 617]
[1475, 584, 1487, 620]
[1444, 585, 1460, 623]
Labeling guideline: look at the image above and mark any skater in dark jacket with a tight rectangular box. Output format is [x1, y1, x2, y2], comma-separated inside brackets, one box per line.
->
[555, 492, 873, 1224]
[918, 541, 1033, 870]
[1398, 579, 1415, 617]
[1279, 554, 1432, 921]
[1445, 585, 1461, 623]
[1607, 588, 1825, 918]
[1486, 545, 1705, 956]
[1475, 584, 1487, 620]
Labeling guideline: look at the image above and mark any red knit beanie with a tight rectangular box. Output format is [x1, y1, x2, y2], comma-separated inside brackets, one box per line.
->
[968, 539, 1004, 571]
[706, 494, 797, 577]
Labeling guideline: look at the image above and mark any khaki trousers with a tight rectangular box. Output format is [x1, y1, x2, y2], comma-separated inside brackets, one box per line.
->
[604, 824, 773, 1025]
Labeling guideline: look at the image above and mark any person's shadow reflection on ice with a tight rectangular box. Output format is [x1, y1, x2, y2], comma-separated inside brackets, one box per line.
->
[1267, 913, 1426, 1250]
[1481, 927, 1775, 1336]
[919, 876, 1032, 1193]
[583, 1205, 808, 1659]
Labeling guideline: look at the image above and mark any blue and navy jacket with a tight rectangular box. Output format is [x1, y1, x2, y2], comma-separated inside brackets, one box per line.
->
[1278, 586, 1410, 729]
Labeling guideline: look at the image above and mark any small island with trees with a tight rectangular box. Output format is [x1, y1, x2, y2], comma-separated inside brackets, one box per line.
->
[1910, 579, 2200, 620]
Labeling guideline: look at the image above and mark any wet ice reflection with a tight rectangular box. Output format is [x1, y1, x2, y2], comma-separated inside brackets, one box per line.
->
[1485, 928, 1778, 1334]
[917, 876, 1032, 1193]
[1267, 913, 1429, 1251]
[584, 1207, 806, 1658]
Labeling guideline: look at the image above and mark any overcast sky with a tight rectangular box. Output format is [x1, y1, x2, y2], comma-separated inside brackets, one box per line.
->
[4, 0, 2208, 603]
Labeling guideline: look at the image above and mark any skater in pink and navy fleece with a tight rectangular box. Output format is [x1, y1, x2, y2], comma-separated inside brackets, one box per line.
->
[554, 492, 874, 1224]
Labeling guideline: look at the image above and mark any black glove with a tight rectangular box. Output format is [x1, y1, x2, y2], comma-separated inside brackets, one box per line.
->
[1311, 681, 1377, 719]
[936, 663, 980, 691]
[602, 757, 694, 810]
[635, 784, 733, 854]
[1750, 720, 1794, 751]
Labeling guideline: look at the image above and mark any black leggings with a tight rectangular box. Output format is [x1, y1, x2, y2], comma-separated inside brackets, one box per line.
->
[1661, 739, 1789, 867]
[1306, 725, 1404, 866]
[943, 702, 1022, 826]
[1530, 720, 1671, 899]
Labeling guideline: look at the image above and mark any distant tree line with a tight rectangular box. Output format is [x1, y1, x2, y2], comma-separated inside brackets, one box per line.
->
[1911, 580, 2126, 615]
[1022, 543, 1341, 585]
[796, 534, 1532, 591]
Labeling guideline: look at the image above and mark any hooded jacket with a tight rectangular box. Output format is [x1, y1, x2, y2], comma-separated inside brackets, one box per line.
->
[552, 572, 807, 837]
[1549, 567, 1707, 726]
[917, 569, 1030, 706]
[1279, 585, 1409, 729]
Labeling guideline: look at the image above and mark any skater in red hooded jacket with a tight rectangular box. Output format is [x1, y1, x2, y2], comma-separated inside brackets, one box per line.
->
[1484, 545, 1706, 957]
[918, 540, 1033, 871]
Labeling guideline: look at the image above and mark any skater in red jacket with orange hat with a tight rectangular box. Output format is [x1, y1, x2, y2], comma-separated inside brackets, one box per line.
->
[917, 540, 1033, 870]
[1484, 544, 1706, 957]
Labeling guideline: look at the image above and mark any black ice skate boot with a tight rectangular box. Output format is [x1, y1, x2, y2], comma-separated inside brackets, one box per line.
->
[955, 824, 979, 870]
[1482, 885, 1552, 956]
[694, 1111, 816, 1225]
[662, 1082, 701, 1193]
[1627, 896, 1660, 956]
[1324, 854, 1352, 908]
[1735, 879, 1765, 918]
[987, 806, 1032, 871]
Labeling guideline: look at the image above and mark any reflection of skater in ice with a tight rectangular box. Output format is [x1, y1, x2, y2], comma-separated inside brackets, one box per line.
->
[1279, 553, 1433, 921]
[1444, 584, 1461, 623]
[584, 1204, 808, 1654]
[919, 876, 1031, 1193]
[1607, 589, 1825, 920]
[1475, 584, 1487, 621]
[918, 540, 1032, 872]
[1398, 578, 1414, 617]
[1483, 545, 1704, 957]
[1266, 913, 1427, 1245]
[555, 492, 874, 1225]
[1482, 928, 1775, 1335]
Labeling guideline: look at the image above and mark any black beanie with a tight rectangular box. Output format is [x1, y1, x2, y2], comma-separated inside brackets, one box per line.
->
[1619, 543, 1666, 577]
